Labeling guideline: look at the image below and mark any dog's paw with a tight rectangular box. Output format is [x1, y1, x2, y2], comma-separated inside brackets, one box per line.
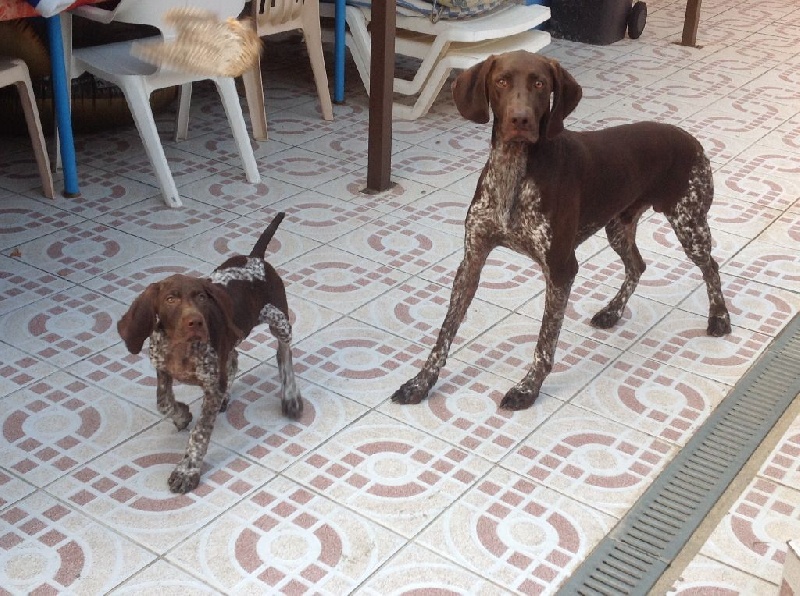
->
[168, 464, 201, 493]
[282, 392, 303, 419]
[590, 308, 621, 329]
[391, 376, 432, 405]
[499, 384, 539, 410]
[707, 314, 732, 337]
[171, 402, 192, 431]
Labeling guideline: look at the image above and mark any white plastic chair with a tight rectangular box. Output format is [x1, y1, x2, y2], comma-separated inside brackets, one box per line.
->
[0, 57, 55, 199]
[345, 3, 551, 119]
[243, 0, 334, 140]
[70, 0, 260, 208]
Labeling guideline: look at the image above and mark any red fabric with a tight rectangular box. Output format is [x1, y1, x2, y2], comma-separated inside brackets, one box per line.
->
[0, 0, 105, 21]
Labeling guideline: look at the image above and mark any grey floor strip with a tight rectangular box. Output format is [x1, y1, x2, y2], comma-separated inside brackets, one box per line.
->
[558, 313, 800, 596]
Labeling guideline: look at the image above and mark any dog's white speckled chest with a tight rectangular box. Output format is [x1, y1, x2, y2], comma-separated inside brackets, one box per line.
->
[473, 144, 552, 269]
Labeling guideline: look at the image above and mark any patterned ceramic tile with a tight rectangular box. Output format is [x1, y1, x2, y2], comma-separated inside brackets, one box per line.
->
[419, 247, 548, 312]
[706, 193, 782, 239]
[350, 276, 508, 351]
[503, 404, 677, 517]
[636, 217, 742, 265]
[572, 353, 729, 446]
[93, 202, 236, 247]
[724, 240, 800, 292]
[758, 415, 800, 492]
[317, 171, 440, 214]
[112, 560, 217, 595]
[0, 154, 55, 197]
[48, 424, 273, 553]
[759, 116, 800, 155]
[357, 543, 498, 594]
[378, 363, 563, 463]
[680, 275, 800, 338]
[0, 371, 157, 488]
[14, 221, 160, 284]
[0, 343, 57, 399]
[671, 554, 778, 594]
[264, 192, 382, 244]
[171, 215, 321, 269]
[168, 475, 403, 593]
[416, 466, 615, 593]
[0, 3, 796, 589]
[391, 145, 483, 190]
[683, 89, 798, 146]
[0, 288, 120, 369]
[630, 309, 772, 386]
[81, 248, 211, 306]
[53, 167, 160, 217]
[177, 170, 304, 216]
[416, 122, 492, 161]
[260, 147, 361, 189]
[0, 198, 84, 252]
[698, 479, 800, 584]
[518, 276, 672, 352]
[0, 491, 153, 594]
[285, 411, 491, 537]
[280, 246, 409, 316]
[758, 205, 800, 252]
[396, 188, 471, 238]
[0, 469, 35, 510]
[70, 340, 258, 419]
[579, 247, 705, 309]
[84, 141, 234, 196]
[329, 213, 463, 275]
[458, 314, 622, 401]
[445, 169, 482, 199]
[212, 370, 366, 472]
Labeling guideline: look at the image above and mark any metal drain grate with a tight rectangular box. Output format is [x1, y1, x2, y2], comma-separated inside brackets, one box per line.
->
[558, 313, 800, 595]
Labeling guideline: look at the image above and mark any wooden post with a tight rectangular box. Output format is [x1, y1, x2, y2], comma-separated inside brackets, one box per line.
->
[366, 0, 396, 192]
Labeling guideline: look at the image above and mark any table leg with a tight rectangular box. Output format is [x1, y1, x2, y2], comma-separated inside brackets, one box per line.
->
[681, 0, 702, 47]
[45, 15, 79, 197]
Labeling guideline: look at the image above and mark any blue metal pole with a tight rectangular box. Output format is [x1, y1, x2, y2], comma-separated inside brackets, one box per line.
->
[45, 15, 79, 196]
[334, 0, 346, 103]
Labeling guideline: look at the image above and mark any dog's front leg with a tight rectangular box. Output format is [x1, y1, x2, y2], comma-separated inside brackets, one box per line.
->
[392, 243, 491, 404]
[500, 276, 573, 410]
[156, 369, 192, 430]
[168, 386, 222, 493]
[261, 303, 303, 418]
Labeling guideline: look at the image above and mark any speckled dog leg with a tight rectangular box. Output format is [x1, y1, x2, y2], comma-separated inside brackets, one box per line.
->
[260, 304, 303, 418]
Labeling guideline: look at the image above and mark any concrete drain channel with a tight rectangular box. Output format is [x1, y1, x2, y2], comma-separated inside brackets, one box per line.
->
[558, 313, 800, 595]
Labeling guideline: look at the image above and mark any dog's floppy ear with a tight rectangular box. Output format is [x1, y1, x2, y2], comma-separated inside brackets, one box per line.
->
[451, 55, 497, 124]
[117, 283, 160, 354]
[542, 59, 582, 140]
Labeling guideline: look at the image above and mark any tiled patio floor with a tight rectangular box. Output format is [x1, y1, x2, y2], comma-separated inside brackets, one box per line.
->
[1, 0, 799, 593]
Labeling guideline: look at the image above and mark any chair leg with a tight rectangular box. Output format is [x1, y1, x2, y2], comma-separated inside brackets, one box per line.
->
[174, 83, 192, 142]
[16, 78, 55, 199]
[303, 9, 334, 121]
[214, 77, 261, 184]
[242, 60, 268, 141]
[120, 80, 182, 208]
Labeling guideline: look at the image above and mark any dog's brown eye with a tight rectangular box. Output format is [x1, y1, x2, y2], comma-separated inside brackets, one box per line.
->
[166, 295, 178, 304]
[534, 80, 544, 89]
[496, 78, 508, 88]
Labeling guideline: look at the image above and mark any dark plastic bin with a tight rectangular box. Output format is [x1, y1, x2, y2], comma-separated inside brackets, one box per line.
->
[549, 0, 631, 45]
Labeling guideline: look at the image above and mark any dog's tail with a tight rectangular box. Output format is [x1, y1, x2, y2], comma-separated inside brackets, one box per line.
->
[250, 212, 285, 259]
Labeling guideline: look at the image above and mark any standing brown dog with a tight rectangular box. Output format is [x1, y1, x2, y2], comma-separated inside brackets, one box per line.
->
[392, 51, 731, 409]
[118, 213, 301, 492]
